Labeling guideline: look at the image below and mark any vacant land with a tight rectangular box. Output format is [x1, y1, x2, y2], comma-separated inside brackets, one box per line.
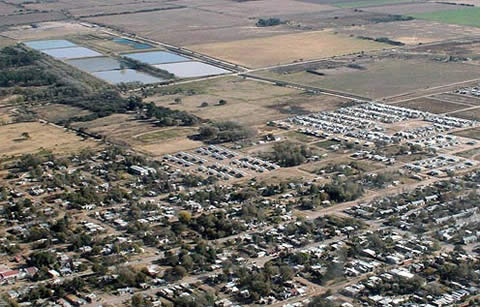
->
[197, 0, 336, 18]
[334, 0, 417, 9]
[1, 21, 97, 40]
[411, 7, 480, 28]
[0, 2, 19, 15]
[432, 93, 480, 106]
[189, 31, 387, 68]
[147, 76, 346, 125]
[31, 104, 93, 123]
[449, 108, 480, 121]
[396, 97, 470, 114]
[0, 122, 99, 157]
[136, 139, 203, 157]
[338, 19, 480, 45]
[135, 127, 197, 143]
[255, 58, 480, 99]
[362, 2, 459, 14]
[71, 114, 157, 146]
[85, 8, 263, 46]
[452, 127, 480, 140]
[0, 12, 66, 27]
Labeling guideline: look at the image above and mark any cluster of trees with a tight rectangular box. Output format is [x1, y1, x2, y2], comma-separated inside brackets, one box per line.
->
[121, 57, 175, 80]
[269, 141, 312, 167]
[0, 67, 57, 87]
[324, 180, 364, 203]
[61, 90, 143, 120]
[187, 212, 247, 239]
[358, 36, 405, 46]
[144, 102, 200, 126]
[0, 46, 39, 68]
[197, 121, 255, 144]
[256, 18, 284, 27]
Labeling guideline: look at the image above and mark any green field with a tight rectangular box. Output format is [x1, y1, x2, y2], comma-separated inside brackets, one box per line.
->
[334, 0, 410, 8]
[411, 7, 480, 27]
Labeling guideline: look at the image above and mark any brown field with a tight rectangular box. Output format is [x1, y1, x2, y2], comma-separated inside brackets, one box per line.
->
[0, 122, 99, 157]
[449, 107, 480, 121]
[1, 21, 97, 40]
[0, 2, 19, 16]
[146, 77, 346, 125]
[0, 12, 66, 27]
[71, 114, 155, 146]
[396, 97, 471, 114]
[85, 8, 260, 46]
[31, 104, 93, 123]
[69, 3, 182, 18]
[255, 57, 480, 99]
[432, 93, 480, 106]
[363, 2, 459, 15]
[136, 138, 203, 157]
[195, 0, 336, 18]
[0, 36, 15, 47]
[338, 19, 480, 45]
[452, 126, 480, 140]
[19, 0, 136, 11]
[70, 114, 202, 157]
[189, 31, 388, 68]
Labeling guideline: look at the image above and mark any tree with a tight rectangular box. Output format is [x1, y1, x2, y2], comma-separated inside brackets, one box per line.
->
[218, 99, 227, 106]
[200, 102, 209, 107]
[279, 265, 294, 282]
[178, 211, 192, 224]
[21, 132, 30, 139]
[174, 97, 182, 104]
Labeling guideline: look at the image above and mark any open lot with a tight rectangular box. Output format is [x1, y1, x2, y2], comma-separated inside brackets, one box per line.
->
[449, 108, 480, 121]
[452, 126, 480, 140]
[31, 104, 93, 123]
[255, 57, 480, 99]
[195, 0, 336, 18]
[0, 2, 19, 15]
[189, 31, 387, 68]
[396, 97, 471, 114]
[0, 122, 99, 157]
[362, 2, 459, 14]
[338, 19, 480, 45]
[85, 8, 264, 46]
[146, 76, 346, 125]
[1, 21, 97, 41]
[411, 7, 480, 28]
[334, 0, 420, 9]
[0, 12, 66, 27]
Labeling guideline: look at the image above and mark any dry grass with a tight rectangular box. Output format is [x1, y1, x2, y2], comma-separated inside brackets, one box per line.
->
[147, 77, 346, 125]
[256, 58, 480, 99]
[32, 104, 92, 123]
[0, 12, 66, 27]
[338, 19, 480, 45]
[136, 139, 203, 157]
[396, 97, 470, 114]
[0, 122, 99, 157]
[2, 21, 97, 40]
[188, 31, 387, 68]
